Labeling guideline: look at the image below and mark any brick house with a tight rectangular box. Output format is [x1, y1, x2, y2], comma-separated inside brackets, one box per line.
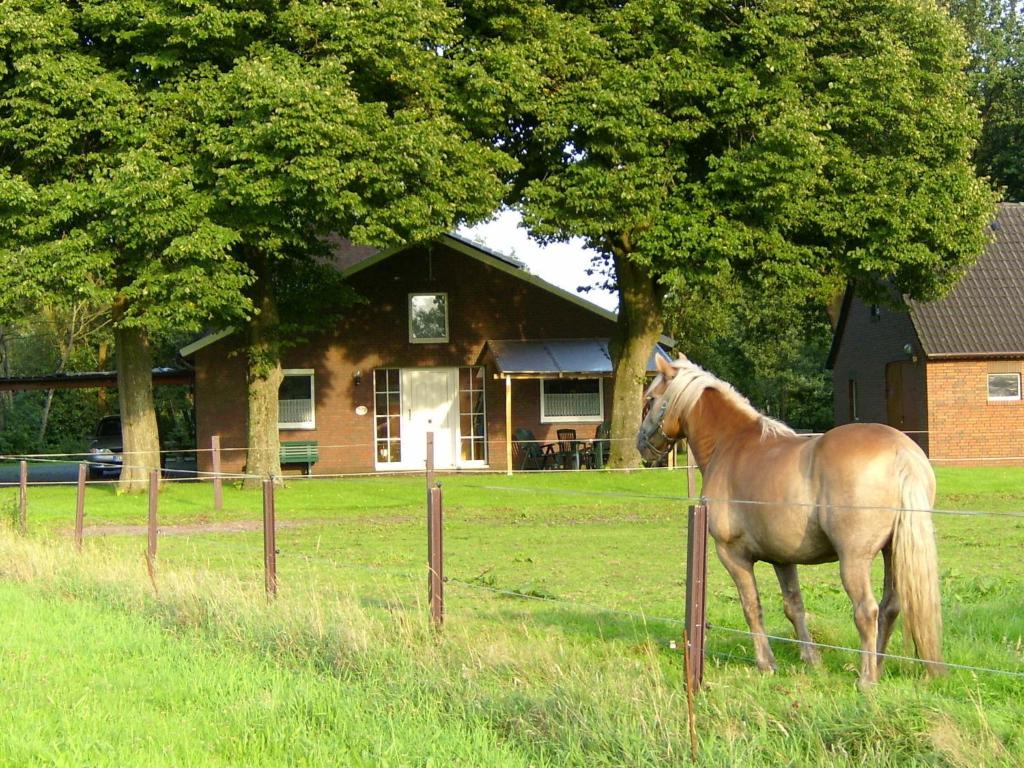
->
[827, 203, 1024, 465]
[181, 234, 663, 474]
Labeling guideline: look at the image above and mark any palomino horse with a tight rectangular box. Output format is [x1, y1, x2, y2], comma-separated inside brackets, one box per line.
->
[637, 355, 943, 687]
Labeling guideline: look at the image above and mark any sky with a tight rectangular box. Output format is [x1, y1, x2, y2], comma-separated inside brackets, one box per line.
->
[458, 209, 619, 312]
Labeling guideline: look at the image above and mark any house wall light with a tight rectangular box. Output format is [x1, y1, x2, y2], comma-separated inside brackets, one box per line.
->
[353, 369, 363, 386]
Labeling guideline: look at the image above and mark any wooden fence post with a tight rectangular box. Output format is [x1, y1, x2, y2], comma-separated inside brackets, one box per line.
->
[75, 463, 86, 552]
[262, 478, 277, 600]
[426, 431, 434, 490]
[147, 469, 159, 560]
[18, 460, 27, 535]
[211, 434, 223, 513]
[427, 483, 444, 628]
[685, 502, 708, 693]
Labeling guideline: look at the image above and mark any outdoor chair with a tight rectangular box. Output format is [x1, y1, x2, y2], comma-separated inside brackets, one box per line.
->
[589, 422, 611, 469]
[512, 428, 556, 470]
[555, 428, 584, 470]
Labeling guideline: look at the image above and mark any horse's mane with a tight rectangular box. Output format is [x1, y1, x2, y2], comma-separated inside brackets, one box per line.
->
[664, 358, 796, 439]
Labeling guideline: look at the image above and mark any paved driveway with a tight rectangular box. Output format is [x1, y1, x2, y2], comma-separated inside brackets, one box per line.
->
[0, 461, 82, 486]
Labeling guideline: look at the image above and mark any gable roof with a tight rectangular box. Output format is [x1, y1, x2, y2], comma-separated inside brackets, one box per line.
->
[828, 203, 1024, 366]
[180, 232, 617, 357]
[340, 232, 616, 321]
[907, 203, 1024, 358]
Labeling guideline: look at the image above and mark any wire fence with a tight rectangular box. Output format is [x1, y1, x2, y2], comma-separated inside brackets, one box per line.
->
[2, 448, 1023, 686]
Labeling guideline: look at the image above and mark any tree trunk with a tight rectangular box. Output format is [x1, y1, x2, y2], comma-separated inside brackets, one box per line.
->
[607, 251, 665, 469]
[244, 271, 283, 488]
[115, 325, 161, 493]
[97, 340, 110, 412]
[38, 388, 55, 444]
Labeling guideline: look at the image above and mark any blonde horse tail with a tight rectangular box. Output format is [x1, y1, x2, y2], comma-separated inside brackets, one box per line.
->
[892, 448, 944, 676]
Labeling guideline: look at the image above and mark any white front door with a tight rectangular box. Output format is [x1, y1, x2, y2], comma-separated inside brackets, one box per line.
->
[400, 368, 457, 469]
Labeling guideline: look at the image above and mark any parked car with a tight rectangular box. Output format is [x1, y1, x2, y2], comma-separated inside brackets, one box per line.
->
[86, 410, 197, 480]
[87, 415, 124, 479]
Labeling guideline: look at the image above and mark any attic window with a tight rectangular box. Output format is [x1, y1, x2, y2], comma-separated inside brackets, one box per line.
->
[409, 293, 449, 343]
[987, 373, 1021, 402]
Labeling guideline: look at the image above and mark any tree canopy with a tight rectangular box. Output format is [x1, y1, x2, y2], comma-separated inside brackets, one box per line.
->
[945, 1, 1024, 200]
[2, 0, 514, 483]
[462, 0, 994, 463]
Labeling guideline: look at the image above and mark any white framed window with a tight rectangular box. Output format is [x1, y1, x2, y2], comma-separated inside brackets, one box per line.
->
[987, 372, 1021, 401]
[540, 378, 604, 423]
[409, 293, 449, 343]
[278, 369, 315, 429]
[373, 368, 402, 464]
[458, 366, 487, 463]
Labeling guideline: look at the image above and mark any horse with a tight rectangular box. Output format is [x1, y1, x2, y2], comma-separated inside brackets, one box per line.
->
[637, 354, 943, 687]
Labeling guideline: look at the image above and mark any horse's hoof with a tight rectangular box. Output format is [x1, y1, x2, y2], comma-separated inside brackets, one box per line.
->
[802, 651, 822, 667]
[857, 677, 878, 692]
[756, 661, 777, 674]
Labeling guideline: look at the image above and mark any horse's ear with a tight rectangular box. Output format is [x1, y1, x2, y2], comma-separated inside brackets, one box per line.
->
[656, 354, 676, 379]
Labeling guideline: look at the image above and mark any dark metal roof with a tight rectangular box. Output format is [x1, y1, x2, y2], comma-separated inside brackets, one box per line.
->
[908, 203, 1024, 358]
[484, 339, 670, 377]
[0, 368, 193, 392]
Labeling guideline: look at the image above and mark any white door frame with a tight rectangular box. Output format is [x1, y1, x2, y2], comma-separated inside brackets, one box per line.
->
[399, 367, 458, 470]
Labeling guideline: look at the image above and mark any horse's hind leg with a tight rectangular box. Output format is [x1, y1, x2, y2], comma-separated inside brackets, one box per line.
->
[839, 556, 880, 688]
[774, 564, 821, 667]
[875, 545, 900, 673]
[715, 543, 776, 672]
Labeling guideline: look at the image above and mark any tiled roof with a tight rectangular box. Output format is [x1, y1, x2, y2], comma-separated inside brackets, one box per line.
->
[909, 203, 1024, 358]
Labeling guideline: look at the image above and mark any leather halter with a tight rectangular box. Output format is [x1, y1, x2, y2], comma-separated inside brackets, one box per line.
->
[637, 398, 678, 463]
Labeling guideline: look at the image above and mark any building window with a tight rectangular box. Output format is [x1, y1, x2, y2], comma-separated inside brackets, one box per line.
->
[847, 379, 858, 421]
[409, 293, 449, 343]
[540, 378, 603, 423]
[459, 366, 487, 463]
[278, 370, 315, 429]
[987, 372, 1021, 401]
[374, 368, 402, 463]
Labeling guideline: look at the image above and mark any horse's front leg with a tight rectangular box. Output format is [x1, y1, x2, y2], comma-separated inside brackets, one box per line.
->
[715, 543, 776, 673]
[774, 564, 821, 667]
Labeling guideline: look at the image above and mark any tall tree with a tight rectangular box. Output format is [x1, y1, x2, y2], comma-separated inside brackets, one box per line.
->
[84, 1, 513, 484]
[2, 1, 513, 485]
[462, 0, 994, 465]
[944, 1, 1024, 199]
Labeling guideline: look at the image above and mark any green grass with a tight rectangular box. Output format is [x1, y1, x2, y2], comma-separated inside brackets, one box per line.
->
[1, 466, 1022, 766]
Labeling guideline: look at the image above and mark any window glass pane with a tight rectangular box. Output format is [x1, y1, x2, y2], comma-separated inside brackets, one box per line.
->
[542, 378, 602, 419]
[279, 375, 311, 400]
[988, 373, 1021, 399]
[543, 379, 600, 396]
[410, 294, 448, 340]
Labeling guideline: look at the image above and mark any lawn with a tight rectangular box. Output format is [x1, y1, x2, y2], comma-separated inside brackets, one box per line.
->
[0, 466, 1022, 766]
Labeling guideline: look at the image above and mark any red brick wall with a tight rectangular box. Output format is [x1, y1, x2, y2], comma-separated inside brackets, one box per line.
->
[925, 359, 1024, 466]
[193, 241, 617, 474]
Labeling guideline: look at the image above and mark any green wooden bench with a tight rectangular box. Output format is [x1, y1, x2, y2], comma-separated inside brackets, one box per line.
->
[280, 440, 319, 475]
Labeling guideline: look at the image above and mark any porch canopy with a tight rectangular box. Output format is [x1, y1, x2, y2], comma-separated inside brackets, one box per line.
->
[483, 338, 670, 379]
[480, 339, 673, 472]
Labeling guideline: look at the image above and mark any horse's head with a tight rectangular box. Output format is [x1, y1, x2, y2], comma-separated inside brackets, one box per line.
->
[636, 354, 686, 467]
